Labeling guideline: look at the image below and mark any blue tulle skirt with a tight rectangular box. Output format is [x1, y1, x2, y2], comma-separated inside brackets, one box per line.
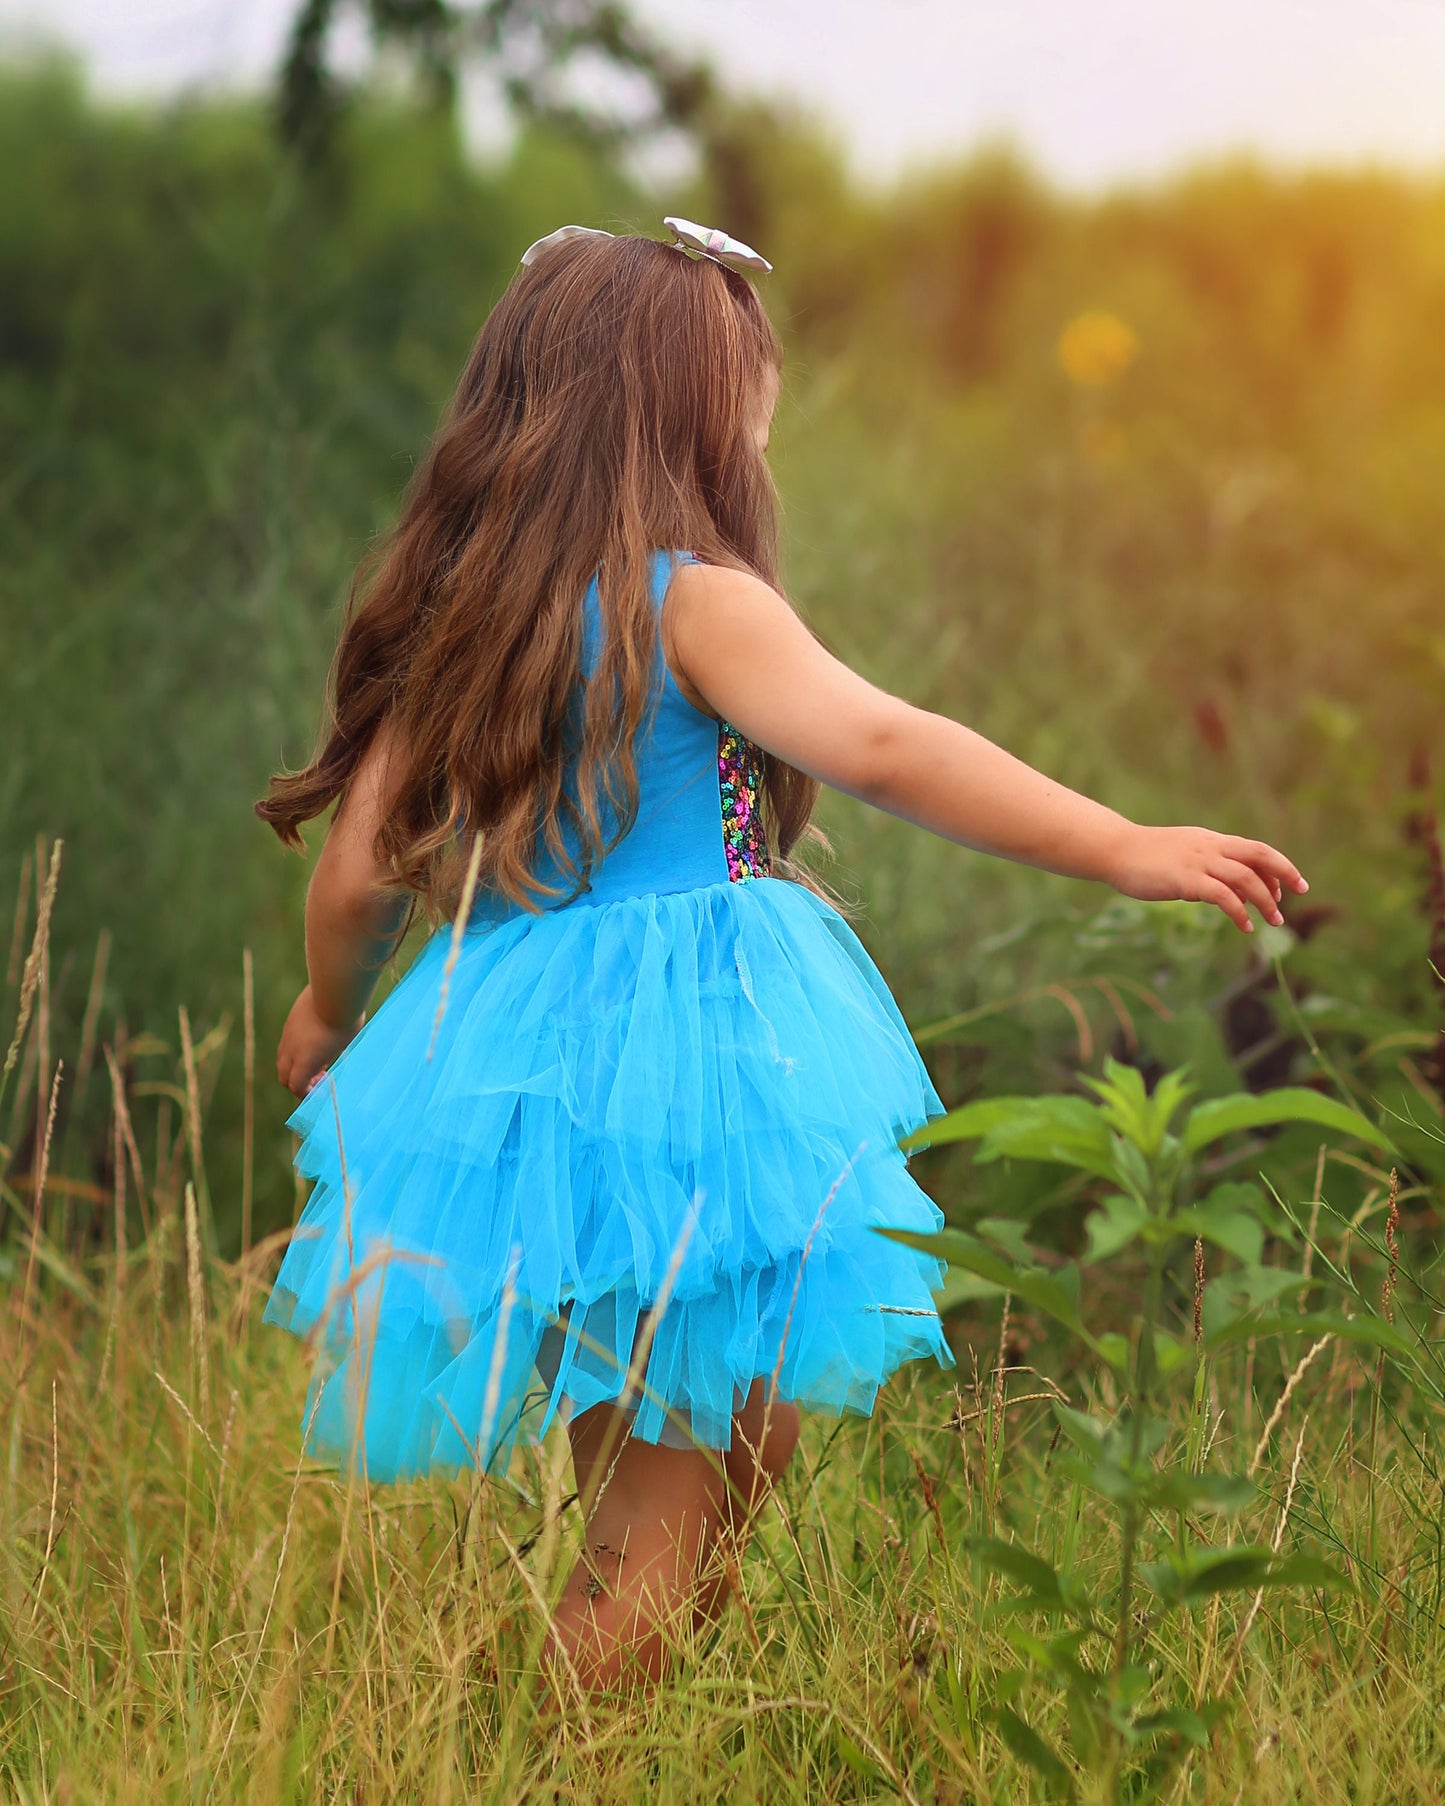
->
[262, 875, 954, 1481]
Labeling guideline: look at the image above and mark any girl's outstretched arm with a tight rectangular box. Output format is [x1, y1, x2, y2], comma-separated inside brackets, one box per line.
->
[275, 719, 412, 1097]
[665, 562, 1307, 933]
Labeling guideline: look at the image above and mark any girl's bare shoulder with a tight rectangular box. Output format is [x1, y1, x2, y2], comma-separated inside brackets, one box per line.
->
[661, 558, 788, 715]
[662, 558, 904, 790]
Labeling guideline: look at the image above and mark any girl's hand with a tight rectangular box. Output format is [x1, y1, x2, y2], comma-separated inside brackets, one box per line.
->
[277, 984, 365, 1099]
[1104, 824, 1308, 933]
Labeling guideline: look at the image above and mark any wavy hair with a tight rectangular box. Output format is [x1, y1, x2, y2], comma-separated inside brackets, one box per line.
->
[256, 229, 825, 922]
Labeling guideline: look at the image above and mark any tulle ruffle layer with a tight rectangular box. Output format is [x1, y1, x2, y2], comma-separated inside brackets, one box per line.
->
[262, 877, 953, 1481]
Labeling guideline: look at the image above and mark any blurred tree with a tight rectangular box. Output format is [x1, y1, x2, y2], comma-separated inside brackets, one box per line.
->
[280, 0, 713, 161]
[277, 0, 799, 248]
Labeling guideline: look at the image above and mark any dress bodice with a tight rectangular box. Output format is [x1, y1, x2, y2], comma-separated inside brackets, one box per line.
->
[469, 548, 770, 926]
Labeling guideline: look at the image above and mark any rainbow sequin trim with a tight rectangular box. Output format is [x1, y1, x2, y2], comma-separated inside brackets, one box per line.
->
[718, 723, 772, 882]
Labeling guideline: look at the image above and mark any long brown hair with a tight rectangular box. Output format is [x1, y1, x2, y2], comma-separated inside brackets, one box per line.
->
[256, 229, 825, 921]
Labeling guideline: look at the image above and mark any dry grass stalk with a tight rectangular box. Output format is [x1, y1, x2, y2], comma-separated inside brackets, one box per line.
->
[96, 1071, 128, 1399]
[152, 1364, 219, 1458]
[914, 971, 1171, 1052]
[1298, 1141, 1327, 1301]
[1228, 1419, 1309, 1685]
[26, 1377, 61, 1628]
[209, 1386, 241, 1568]
[772, 1149, 861, 1403]
[477, 1256, 521, 1474]
[1380, 1166, 1401, 1326]
[183, 1181, 211, 1419]
[428, 830, 486, 1060]
[1249, 1334, 1330, 1477]
[104, 1044, 151, 1238]
[1092, 975, 1140, 1051]
[1037, 981, 1093, 1062]
[909, 1444, 946, 1545]
[178, 1006, 208, 1215]
[17, 1058, 64, 1351]
[33, 839, 52, 1168]
[992, 1291, 1011, 1445]
[76, 927, 110, 1092]
[242, 946, 255, 1260]
[218, 1377, 329, 1769]
[1, 838, 61, 1100]
[560, 1190, 709, 1528]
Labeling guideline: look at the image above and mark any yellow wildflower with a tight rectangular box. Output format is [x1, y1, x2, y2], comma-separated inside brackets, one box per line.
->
[1057, 311, 1139, 386]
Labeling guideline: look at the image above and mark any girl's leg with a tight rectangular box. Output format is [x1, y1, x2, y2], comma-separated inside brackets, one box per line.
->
[544, 1380, 800, 1695]
[697, 1380, 800, 1623]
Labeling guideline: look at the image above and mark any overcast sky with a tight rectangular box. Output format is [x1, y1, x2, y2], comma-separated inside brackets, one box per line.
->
[5, 0, 1445, 190]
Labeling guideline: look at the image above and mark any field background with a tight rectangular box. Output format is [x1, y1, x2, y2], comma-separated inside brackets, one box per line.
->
[2, 16, 1444, 1801]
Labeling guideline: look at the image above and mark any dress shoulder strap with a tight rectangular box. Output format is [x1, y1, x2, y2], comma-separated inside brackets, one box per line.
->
[649, 546, 701, 591]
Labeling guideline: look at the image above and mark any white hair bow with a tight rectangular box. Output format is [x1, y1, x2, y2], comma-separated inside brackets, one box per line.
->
[519, 216, 772, 274]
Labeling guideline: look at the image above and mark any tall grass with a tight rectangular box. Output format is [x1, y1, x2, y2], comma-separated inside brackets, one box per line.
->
[2, 862, 1442, 1802]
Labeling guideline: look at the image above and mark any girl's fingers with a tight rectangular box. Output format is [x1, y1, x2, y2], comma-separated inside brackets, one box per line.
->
[1213, 857, 1284, 926]
[1196, 874, 1251, 933]
[1225, 836, 1307, 894]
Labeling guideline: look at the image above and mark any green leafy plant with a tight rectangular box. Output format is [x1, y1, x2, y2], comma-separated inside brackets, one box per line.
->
[885, 1058, 1402, 1799]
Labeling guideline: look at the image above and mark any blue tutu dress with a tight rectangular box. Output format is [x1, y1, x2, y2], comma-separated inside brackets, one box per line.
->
[263, 548, 954, 1481]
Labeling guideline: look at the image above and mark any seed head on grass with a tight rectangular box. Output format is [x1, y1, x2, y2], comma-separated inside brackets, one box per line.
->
[1, 838, 61, 1101]
[1381, 1167, 1400, 1327]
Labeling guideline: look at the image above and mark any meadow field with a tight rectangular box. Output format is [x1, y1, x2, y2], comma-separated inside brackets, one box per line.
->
[2, 52, 1444, 1802]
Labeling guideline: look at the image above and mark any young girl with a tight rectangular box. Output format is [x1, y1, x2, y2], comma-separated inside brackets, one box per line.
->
[257, 217, 1306, 1694]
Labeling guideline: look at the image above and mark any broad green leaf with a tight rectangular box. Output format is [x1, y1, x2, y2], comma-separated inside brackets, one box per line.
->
[1153, 1329, 1194, 1379]
[1110, 1133, 1155, 1202]
[899, 1096, 1053, 1153]
[1053, 1415, 1174, 1505]
[1202, 1268, 1313, 1345]
[1204, 1310, 1415, 1359]
[945, 1663, 973, 1743]
[1131, 1707, 1212, 1747]
[877, 1227, 1093, 1344]
[834, 1731, 891, 1787]
[1051, 1401, 1107, 1453]
[970, 1537, 1066, 1608]
[934, 1270, 1006, 1314]
[1171, 1205, 1265, 1264]
[1080, 1058, 1197, 1158]
[1054, 1451, 1141, 1505]
[1140, 1543, 1343, 1604]
[1258, 1553, 1348, 1591]
[906, 1094, 1120, 1178]
[1084, 1193, 1149, 1263]
[1079, 1058, 1153, 1147]
[975, 1099, 1121, 1181]
[975, 1215, 1037, 1260]
[1182, 1089, 1391, 1155]
[1132, 1413, 1175, 1460]
[1200, 1180, 1272, 1223]
[1111, 1664, 1155, 1712]
[1141, 1545, 1276, 1604]
[1138, 1471, 1255, 1515]
[1005, 1627, 1093, 1684]
[1151, 1067, 1200, 1139]
[989, 1706, 1075, 1794]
